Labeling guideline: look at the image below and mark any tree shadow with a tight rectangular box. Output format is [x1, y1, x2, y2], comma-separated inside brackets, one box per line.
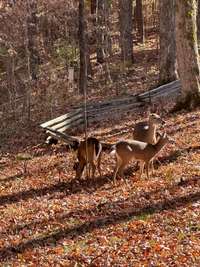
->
[168, 121, 198, 136]
[0, 186, 199, 260]
[4, 175, 199, 238]
[1, 144, 199, 207]
[0, 173, 113, 207]
[0, 173, 23, 184]
[156, 145, 200, 167]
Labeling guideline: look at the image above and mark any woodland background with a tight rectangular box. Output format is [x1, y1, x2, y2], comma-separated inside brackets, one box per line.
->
[0, 0, 200, 266]
[0, 0, 177, 142]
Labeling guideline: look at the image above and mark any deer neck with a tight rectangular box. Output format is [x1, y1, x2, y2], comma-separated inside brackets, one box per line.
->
[154, 137, 167, 154]
[148, 122, 157, 142]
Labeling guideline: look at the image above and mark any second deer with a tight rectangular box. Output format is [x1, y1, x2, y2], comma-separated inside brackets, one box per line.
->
[133, 113, 165, 144]
[133, 113, 165, 171]
[73, 137, 102, 179]
[111, 132, 172, 183]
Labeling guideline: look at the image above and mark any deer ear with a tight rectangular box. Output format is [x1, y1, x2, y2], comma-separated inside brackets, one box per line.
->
[162, 131, 166, 138]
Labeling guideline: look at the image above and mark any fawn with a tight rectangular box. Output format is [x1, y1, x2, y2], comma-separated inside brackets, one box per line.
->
[111, 132, 172, 183]
[73, 137, 102, 179]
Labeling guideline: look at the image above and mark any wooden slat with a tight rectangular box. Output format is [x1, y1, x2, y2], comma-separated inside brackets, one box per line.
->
[42, 80, 181, 130]
[40, 79, 182, 140]
[56, 118, 84, 133]
[50, 113, 83, 131]
[75, 80, 181, 110]
[40, 108, 82, 128]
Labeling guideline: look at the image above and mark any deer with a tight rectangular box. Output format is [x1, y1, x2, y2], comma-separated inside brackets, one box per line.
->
[133, 113, 165, 144]
[111, 132, 173, 183]
[132, 113, 165, 172]
[73, 137, 102, 179]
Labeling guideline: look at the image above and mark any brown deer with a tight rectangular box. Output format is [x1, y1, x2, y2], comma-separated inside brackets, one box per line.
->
[133, 113, 165, 172]
[133, 113, 165, 144]
[73, 137, 102, 179]
[111, 132, 172, 183]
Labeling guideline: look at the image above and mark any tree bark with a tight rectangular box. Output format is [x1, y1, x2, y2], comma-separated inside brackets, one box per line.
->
[91, 0, 97, 14]
[104, 0, 112, 56]
[159, 0, 177, 85]
[197, 0, 200, 38]
[78, 0, 87, 94]
[26, 0, 39, 80]
[175, 0, 200, 109]
[119, 0, 134, 65]
[135, 0, 145, 43]
[96, 0, 105, 63]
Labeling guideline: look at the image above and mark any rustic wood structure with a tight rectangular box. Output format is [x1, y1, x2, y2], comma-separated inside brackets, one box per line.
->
[40, 80, 181, 144]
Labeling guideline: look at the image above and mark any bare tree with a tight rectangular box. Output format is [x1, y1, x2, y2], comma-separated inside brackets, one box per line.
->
[26, 0, 39, 80]
[78, 0, 87, 94]
[197, 0, 200, 38]
[159, 0, 177, 85]
[175, 0, 200, 108]
[135, 0, 145, 43]
[25, 0, 39, 120]
[96, 0, 105, 63]
[119, 0, 134, 66]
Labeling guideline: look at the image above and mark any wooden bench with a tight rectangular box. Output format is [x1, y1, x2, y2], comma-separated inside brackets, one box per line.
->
[40, 80, 181, 143]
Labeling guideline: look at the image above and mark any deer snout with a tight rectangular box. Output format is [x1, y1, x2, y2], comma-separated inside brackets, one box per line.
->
[161, 118, 165, 126]
[168, 136, 176, 145]
[158, 119, 166, 129]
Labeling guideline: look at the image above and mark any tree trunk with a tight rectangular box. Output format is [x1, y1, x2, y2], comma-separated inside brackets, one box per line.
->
[26, 0, 39, 80]
[78, 0, 87, 94]
[135, 0, 145, 43]
[97, 0, 105, 63]
[159, 0, 177, 85]
[91, 0, 96, 14]
[197, 0, 200, 39]
[104, 0, 112, 56]
[175, 0, 200, 109]
[119, 0, 134, 66]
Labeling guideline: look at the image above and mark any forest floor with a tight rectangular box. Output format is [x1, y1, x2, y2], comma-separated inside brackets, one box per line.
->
[0, 33, 200, 266]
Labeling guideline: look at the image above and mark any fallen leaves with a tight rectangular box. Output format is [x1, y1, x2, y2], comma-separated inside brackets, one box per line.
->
[0, 108, 200, 266]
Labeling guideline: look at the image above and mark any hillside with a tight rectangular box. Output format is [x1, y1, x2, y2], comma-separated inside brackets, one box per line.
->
[0, 106, 200, 266]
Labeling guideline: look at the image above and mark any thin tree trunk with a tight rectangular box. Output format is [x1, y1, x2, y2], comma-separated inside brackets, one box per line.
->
[119, 0, 134, 66]
[97, 0, 105, 63]
[175, 0, 200, 109]
[78, 0, 87, 94]
[135, 0, 145, 43]
[197, 0, 200, 39]
[104, 0, 112, 56]
[26, 0, 39, 80]
[159, 0, 177, 85]
[91, 0, 97, 14]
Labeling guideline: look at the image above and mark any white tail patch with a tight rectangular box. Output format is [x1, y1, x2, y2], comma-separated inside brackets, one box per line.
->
[93, 143, 102, 161]
[110, 149, 116, 156]
[127, 145, 133, 152]
[110, 145, 116, 156]
[96, 143, 102, 159]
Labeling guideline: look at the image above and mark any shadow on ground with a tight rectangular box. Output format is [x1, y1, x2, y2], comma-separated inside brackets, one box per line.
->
[0, 144, 200, 208]
[0, 181, 199, 260]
